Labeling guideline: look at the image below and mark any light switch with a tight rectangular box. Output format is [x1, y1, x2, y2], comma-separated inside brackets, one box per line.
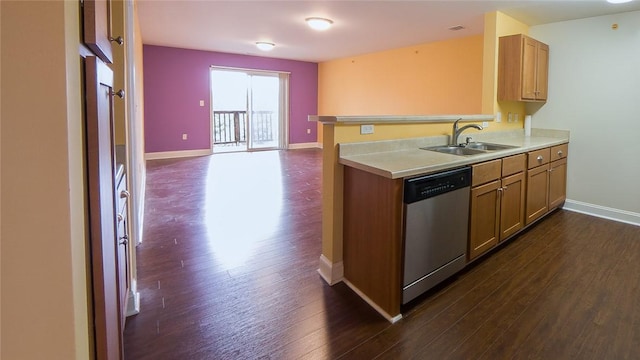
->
[199, 100, 205, 107]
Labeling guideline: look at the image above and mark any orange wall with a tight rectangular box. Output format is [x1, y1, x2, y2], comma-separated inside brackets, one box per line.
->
[318, 35, 484, 116]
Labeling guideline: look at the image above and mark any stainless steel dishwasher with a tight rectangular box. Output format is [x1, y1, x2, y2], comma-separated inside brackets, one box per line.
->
[402, 167, 471, 304]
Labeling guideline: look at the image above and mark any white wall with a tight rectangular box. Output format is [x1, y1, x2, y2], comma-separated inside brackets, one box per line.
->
[529, 11, 640, 224]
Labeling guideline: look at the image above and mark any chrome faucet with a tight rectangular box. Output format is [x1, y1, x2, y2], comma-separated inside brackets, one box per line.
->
[450, 119, 483, 146]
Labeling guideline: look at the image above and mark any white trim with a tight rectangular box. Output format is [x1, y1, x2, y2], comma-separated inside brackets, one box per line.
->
[125, 278, 140, 317]
[317, 255, 344, 285]
[210, 65, 291, 75]
[145, 149, 211, 160]
[343, 279, 403, 324]
[136, 178, 145, 245]
[288, 142, 321, 150]
[563, 199, 640, 227]
[279, 73, 290, 150]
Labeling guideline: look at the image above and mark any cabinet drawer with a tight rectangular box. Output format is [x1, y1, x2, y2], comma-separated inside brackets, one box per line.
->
[550, 143, 568, 161]
[502, 154, 526, 177]
[472, 159, 502, 187]
[527, 148, 551, 169]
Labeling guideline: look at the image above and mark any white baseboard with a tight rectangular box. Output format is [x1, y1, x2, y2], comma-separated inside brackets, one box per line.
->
[317, 254, 344, 285]
[563, 199, 640, 227]
[145, 149, 211, 160]
[342, 278, 403, 324]
[288, 142, 321, 149]
[126, 278, 140, 317]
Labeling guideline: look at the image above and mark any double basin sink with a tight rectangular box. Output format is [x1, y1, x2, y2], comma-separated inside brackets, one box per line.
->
[421, 142, 518, 156]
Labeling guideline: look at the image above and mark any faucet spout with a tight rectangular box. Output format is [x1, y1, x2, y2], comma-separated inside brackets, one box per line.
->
[450, 119, 483, 146]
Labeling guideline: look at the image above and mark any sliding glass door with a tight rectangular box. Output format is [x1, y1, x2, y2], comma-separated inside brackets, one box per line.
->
[210, 67, 289, 152]
[248, 74, 279, 150]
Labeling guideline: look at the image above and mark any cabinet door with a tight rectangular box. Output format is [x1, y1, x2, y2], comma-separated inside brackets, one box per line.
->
[85, 56, 123, 360]
[83, 0, 113, 63]
[498, 34, 549, 102]
[526, 164, 550, 225]
[522, 36, 538, 100]
[500, 172, 525, 240]
[536, 42, 549, 100]
[548, 158, 567, 210]
[469, 180, 501, 260]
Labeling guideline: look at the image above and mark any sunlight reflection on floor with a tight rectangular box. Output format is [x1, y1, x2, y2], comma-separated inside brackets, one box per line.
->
[203, 151, 283, 269]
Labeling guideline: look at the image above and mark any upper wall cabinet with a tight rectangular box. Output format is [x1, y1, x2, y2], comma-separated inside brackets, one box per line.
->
[498, 34, 549, 102]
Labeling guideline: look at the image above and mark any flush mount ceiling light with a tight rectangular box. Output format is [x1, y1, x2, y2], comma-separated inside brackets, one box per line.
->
[306, 17, 333, 31]
[607, 0, 633, 3]
[255, 42, 275, 51]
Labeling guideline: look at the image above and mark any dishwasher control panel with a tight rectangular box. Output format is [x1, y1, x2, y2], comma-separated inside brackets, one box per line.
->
[404, 167, 471, 204]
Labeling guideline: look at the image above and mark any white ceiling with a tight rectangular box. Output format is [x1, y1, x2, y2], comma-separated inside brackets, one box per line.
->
[137, 0, 640, 63]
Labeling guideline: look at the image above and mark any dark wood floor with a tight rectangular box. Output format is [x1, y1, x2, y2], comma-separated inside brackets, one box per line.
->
[124, 148, 640, 359]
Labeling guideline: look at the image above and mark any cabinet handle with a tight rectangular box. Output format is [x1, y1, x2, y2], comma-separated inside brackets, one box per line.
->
[109, 36, 124, 45]
[548, 168, 554, 173]
[117, 213, 123, 222]
[120, 190, 130, 199]
[503, 185, 508, 191]
[119, 234, 128, 245]
[557, 150, 563, 157]
[537, 155, 544, 162]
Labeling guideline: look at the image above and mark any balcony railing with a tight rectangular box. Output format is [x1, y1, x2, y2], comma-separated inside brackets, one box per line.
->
[212, 110, 275, 145]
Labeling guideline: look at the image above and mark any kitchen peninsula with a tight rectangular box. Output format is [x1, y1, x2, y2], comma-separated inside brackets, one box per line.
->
[315, 115, 569, 322]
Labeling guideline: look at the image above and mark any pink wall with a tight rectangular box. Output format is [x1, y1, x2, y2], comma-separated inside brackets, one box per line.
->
[143, 45, 318, 153]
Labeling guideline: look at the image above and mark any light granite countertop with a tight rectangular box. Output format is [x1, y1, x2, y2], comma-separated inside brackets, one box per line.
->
[339, 129, 570, 179]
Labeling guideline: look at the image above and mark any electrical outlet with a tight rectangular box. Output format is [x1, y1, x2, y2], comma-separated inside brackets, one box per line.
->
[515, 114, 519, 122]
[360, 124, 374, 135]
[508, 112, 513, 123]
[496, 112, 502, 123]
[199, 100, 205, 107]
[482, 121, 489, 128]
[182, 133, 188, 140]
[306, 128, 311, 134]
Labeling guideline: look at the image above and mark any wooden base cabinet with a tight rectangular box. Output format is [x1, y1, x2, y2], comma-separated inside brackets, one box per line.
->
[525, 162, 550, 225]
[469, 154, 526, 261]
[340, 143, 567, 318]
[526, 144, 568, 225]
[343, 166, 404, 318]
[548, 146, 568, 209]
